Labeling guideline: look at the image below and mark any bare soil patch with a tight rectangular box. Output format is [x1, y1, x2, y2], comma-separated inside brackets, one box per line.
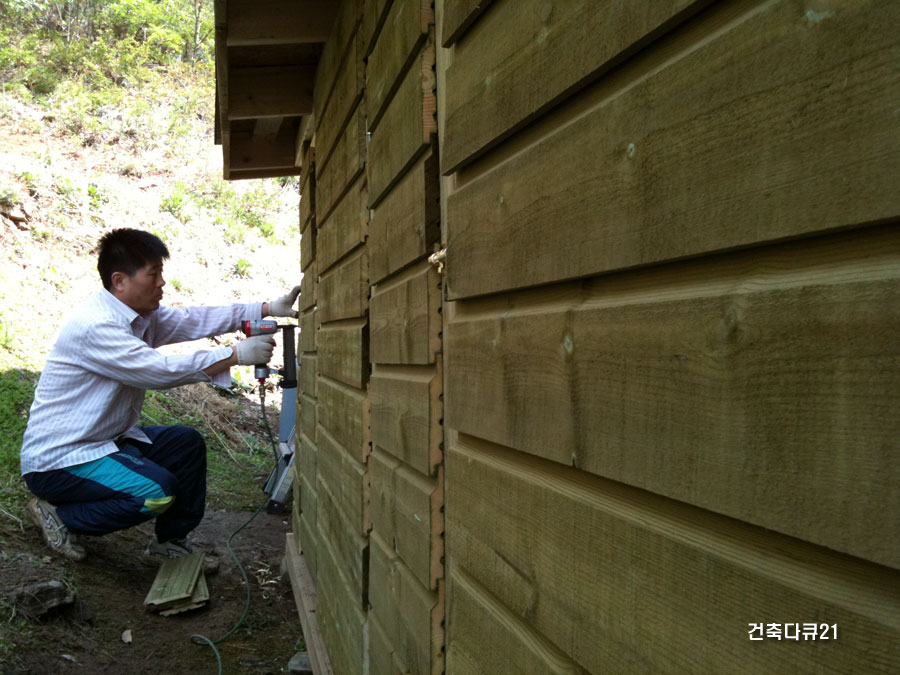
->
[3, 504, 301, 674]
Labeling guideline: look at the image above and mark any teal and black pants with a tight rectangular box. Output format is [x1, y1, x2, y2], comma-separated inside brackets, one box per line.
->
[24, 425, 206, 542]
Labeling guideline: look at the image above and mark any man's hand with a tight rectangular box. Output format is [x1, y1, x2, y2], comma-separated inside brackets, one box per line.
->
[267, 285, 301, 318]
[236, 335, 276, 365]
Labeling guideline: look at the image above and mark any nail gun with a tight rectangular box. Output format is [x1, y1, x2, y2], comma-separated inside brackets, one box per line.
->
[241, 319, 297, 512]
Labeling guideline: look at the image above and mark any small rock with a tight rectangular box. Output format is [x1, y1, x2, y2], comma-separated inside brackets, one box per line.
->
[121, 629, 133, 644]
[7, 580, 75, 618]
[287, 651, 312, 674]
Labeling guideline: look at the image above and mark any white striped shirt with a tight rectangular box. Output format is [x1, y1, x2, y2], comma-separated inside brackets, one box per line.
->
[21, 289, 262, 474]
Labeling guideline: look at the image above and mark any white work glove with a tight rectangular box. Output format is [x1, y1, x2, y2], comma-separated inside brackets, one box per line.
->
[235, 335, 276, 365]
[267, 285, 301, 318]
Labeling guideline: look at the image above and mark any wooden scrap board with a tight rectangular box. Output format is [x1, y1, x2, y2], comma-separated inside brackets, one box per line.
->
[144, 552, 207, 614]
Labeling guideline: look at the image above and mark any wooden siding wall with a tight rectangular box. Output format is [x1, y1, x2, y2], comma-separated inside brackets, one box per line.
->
[292, 1, 444, 673]
[437, 0, 900, 673]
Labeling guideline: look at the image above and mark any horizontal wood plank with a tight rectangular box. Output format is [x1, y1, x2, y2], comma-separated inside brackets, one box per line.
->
[367, 33, 436, 207]
[299, 354, 317, 398]
[313, 0, 361, 130]
[441, 0, 698, 172]
[446, 226, 900, 569]
[300, 308, 317, 353]
[370, 362, 442, 477]
[368, 146, 440, 283]
[298, 156, 315, 229]
[299, 261, 316, 312]
[299, 510, 318, 580]
[299, 393, 317, 442]
[447, 567, 587, 674]
[370, 448, 442, 590]
[370, 259, 441, 364]
[317, 423, 369, 537]
[368, 610, 404, 675]
[227, 0, 338, 45]
[315, 522, 367, 675]
[317, 375, 370, 463]
[369, 531, 443, 675]
[448, 436, 900, 673]
[228, 65, 315, 118]
[317, 246, 369, 323]
[316, 102, 365, 222]
[366, 0, 433, 131]
[440, 0, 493, 48]
[318, 318, 369, 388]
[445, 0, 900, 299]
[301, 219, 315, 272]
[315, 27, 364, 177]
[318, 175, 368, 272]
[316, 474, 369, 607]
[360, 0, 393, 58]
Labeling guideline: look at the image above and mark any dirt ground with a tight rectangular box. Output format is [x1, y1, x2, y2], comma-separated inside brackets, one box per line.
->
[1, 502, 304, 674]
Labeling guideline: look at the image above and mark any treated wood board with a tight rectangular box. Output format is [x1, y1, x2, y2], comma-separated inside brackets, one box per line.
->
[299, 509, 318, 580]
[317, 175, 368, 272]
[144, 553, 203, 610]
[317, 247, 369, 323]
[368, 610, 403, 675]
[370, 362, 442, 477]
[440, 0, 494, 47]
[158, 572, 209, 616]
[226, 0, 337, 46]
[370, 259, 441, 364]
[317, 375, 370, 463]
[299, 261, 316, 312]
[317, 423, 369, 537]
[316, 103, 366, 223]
[298, 430, 317, 487]
[315, 27, 364, 177]
[299, 393, 317, 442]
[318, 318, 369, 388]
[360, 0, 394, 58]
[298, 155, 315, 228]
[301, 219, 316, 272]
[367, 0, 433, 132]
[228, 65, 316, 119]
[367, 33, 436, 207]
[316, 474, 369, 607]
[299, 354, 318, 398]
[446, 225, 900, 569]
[369, 531, 443, 675]
[369, 447, 443, 590]
[315, 525, 367, 675]
[368, 146, 440, 283]
[292, 465, 304, 543]
[313, 0, 361, 131]
[447, 568, 587, 674]
[300, 308, 317, 353]
[284, 533, 333, 675]
[441, 0, 699, 172]
[448, 436, 900, 673]
[444, 0, 900, 299]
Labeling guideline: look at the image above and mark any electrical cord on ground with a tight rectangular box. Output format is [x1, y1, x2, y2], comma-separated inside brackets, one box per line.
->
[190, 383, 282, 674]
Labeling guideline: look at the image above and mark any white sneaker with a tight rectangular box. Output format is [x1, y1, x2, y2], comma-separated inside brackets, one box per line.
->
[146, 537, 219, 574]
[27, 498, 86, 561]
[146, 537, 192, 559]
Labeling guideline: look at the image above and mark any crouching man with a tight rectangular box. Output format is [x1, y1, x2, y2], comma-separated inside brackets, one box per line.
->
[20, 228, 299, 562]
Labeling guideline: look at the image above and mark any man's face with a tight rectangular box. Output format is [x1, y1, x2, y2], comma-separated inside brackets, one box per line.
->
[112, 259, 165, 315]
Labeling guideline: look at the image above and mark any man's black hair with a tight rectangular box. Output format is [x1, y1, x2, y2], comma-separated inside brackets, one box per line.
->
[97, 229, 170, 290]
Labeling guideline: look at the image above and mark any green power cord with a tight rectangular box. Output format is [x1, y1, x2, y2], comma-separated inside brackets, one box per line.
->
[190, 385, 280, 674]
